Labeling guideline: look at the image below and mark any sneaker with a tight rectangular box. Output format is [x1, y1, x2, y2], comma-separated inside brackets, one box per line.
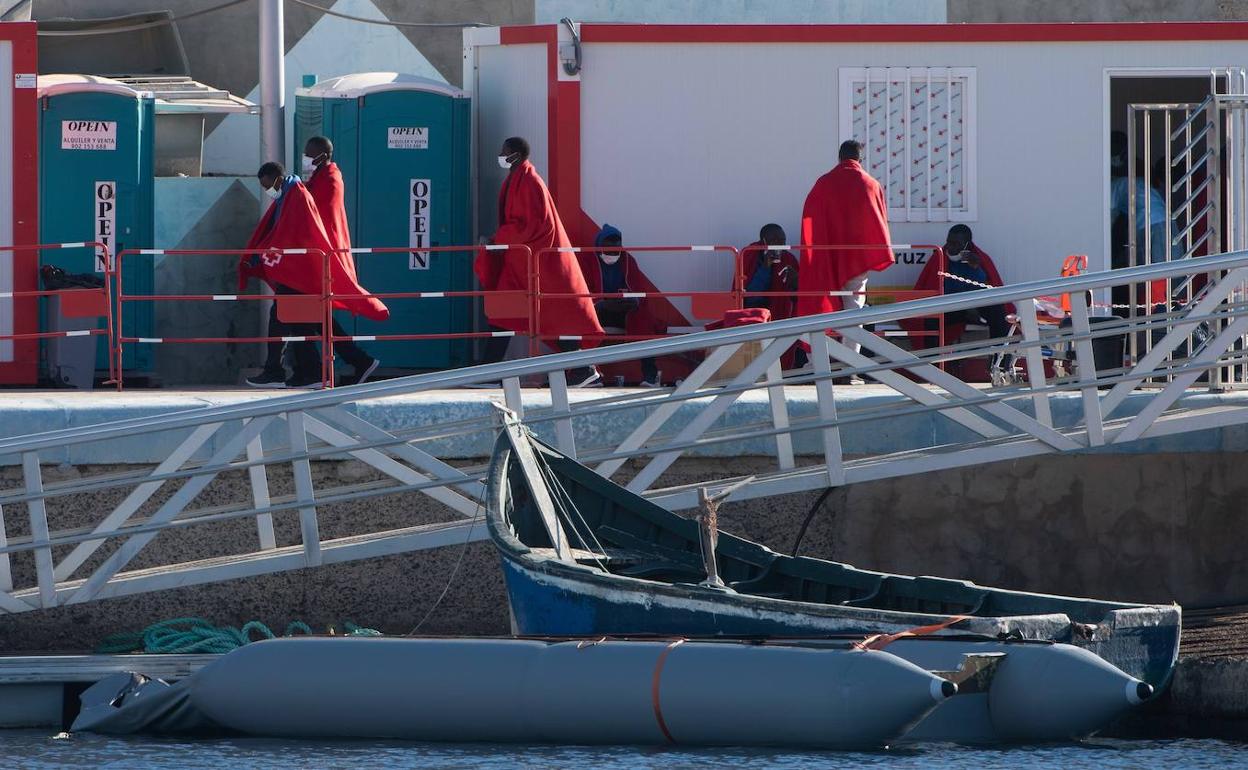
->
[246, 371, 288, 388]
[639, 378, 661, 388]
[354, 357, 380, 386]
[285, 374, 325, 390]
[568, 367, 602, 388]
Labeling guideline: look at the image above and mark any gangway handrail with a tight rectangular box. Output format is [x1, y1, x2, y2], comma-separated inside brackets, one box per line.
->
[0, 249, 1240, 455]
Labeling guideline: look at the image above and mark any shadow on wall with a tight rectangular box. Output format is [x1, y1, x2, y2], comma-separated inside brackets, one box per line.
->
[153, 177, 266, 385]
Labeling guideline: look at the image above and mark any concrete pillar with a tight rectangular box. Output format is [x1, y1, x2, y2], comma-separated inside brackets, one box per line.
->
[259, 0, 285, 168]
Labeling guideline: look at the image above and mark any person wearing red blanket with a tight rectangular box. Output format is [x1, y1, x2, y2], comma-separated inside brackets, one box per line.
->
[902, 225, 1012, 349]
[740, 223, 802, 369]
[302, 136, 382, 386]
[580, 224, 661, 386]
[475, 136, 602, 387]
[741, 223, 800, 319]
[797, 140, 895, 354]
[239, 161, 388, 389]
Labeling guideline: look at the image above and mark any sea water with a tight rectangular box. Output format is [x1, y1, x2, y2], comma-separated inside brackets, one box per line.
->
[0, 731, 1244, 769]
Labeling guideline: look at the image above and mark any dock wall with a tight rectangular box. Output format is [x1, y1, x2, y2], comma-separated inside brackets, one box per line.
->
[0, 448, 1241, 654]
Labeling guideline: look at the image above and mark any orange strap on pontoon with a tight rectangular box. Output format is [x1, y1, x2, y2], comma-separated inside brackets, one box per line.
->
[853, 615, 970, 651]
[651, 638, 686, 744]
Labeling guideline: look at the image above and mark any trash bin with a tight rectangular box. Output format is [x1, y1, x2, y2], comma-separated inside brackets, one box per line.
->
[1059, 316, 1125, 376]
[41, 265, 105, 389]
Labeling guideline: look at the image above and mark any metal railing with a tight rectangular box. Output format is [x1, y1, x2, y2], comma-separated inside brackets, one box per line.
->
[0, 252, 1245, 613]
[0, 242, 116, 385]
[115, 247, 335, 389]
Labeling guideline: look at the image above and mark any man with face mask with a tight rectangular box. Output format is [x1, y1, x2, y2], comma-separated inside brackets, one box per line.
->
[239, 161, 388, 388]
[903, 224, 1011, 350]
[578, 224, 660, 386]
[473, 136, 603, 387]
[301, 136, 382, 385]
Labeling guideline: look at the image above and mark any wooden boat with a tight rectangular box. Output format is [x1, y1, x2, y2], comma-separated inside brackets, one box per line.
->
[484, 419, 1181, 694]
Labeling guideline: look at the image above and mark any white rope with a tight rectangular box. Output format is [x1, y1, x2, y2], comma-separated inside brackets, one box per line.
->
[938, 270, 1167, 312]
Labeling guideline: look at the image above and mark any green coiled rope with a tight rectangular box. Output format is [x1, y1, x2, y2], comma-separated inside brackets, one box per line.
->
[96, 617, 380, 654]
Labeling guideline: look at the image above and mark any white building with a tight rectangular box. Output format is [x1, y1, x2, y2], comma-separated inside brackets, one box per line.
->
[466, 22, 1248, 313]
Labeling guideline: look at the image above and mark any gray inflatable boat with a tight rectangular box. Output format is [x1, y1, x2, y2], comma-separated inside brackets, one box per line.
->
[73, 636, 954, 748]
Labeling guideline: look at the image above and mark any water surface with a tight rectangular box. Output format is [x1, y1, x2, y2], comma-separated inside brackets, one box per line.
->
[1, 731, 1244, 769]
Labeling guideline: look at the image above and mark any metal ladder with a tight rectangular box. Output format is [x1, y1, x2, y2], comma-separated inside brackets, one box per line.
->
[1, 253, 1248, 614]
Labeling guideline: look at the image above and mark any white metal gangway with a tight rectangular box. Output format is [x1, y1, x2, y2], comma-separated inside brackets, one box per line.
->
[1, 253, 1248, 614]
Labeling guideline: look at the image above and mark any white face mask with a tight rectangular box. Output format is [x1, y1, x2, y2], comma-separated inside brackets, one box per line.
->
[600, 253, 621, 265]
[301, 155, 317, 177]
[264, 184, 281, 201]
[497, 154, 513, 169]
[948, 250, 965, 262]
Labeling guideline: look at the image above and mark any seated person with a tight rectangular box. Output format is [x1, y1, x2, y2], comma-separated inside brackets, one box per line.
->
[739, 223, 799, 318]
[581, 224, 661, 387]
[905, 224, 1012, 348]
[740, 223, 803, 369]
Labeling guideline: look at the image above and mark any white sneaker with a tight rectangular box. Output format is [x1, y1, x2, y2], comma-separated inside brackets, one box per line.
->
[638, 378, 661, 388]
[355, 357, 381, 385]
[569, 367, 602, 388]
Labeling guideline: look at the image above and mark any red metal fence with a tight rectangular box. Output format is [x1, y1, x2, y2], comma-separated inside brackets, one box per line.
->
[14, 241, 971, 389]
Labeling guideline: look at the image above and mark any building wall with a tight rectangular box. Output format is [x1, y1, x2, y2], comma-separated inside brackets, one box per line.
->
[536, 0, 946, 24]
[561, 37, 1248, 295]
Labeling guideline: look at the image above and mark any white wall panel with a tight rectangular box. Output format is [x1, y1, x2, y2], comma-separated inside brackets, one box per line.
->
[578, 39, 1248, 297]
[476, 43, 549, 238]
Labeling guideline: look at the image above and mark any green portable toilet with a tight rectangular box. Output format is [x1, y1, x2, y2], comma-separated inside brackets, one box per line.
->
[37, 74, 155, 375]
[295, 72, 472, 371]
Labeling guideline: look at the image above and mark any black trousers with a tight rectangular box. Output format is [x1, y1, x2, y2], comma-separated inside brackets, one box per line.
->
[924, 304, 1012, 341]
[262, 285, 372, 379]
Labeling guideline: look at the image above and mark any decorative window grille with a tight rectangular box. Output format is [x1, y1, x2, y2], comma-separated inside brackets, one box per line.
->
[838, 67, 977, 222]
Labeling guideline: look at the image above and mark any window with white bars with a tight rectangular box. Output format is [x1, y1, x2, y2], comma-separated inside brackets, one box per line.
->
[838, 67, 977, 222]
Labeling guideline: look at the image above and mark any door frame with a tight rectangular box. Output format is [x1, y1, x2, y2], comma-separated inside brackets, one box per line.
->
[1102, 67, 1224, 274]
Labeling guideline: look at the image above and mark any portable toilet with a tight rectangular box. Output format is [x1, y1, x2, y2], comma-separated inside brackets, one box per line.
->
[295, 73, 472, 371]
[38, 74, 155, 377]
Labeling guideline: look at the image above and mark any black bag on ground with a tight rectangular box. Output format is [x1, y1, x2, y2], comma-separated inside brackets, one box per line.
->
[41, 264, 104, 290]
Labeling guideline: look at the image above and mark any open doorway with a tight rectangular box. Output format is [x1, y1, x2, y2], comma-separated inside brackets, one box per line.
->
[1108, 74, 1221, 272]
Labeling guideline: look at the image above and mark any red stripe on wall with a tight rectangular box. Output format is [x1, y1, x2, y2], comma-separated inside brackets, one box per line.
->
[577, 21, 1248, 44]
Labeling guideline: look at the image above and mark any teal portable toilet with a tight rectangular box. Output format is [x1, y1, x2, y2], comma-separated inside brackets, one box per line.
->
[37, 74, 155, 376]
[295, 73, 472, 371]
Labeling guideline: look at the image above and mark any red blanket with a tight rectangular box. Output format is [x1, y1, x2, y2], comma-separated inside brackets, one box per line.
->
[738, 241, 800, 321]
[475, 161, 602, 339]
[796, 160, 894, 315]
[900, 243, 1012, 346]
[239, 178, 388, 321]
[307, 162, 352, 254]
[706, 308, 771, 330]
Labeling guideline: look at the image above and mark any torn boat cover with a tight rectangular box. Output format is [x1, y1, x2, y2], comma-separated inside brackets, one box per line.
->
[72, 636, 953, 748]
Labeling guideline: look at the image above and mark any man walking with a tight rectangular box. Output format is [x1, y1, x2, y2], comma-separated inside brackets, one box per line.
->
[796, 140, 895, 351]
[239, 161, 388, 388]
[474, 136, 602, 387]
[303, 136, 381, 385]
